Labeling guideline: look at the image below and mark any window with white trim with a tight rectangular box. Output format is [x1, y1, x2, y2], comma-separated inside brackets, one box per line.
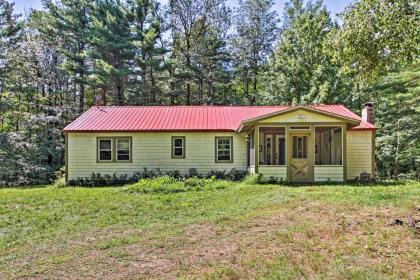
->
[216, 137, 232, 163]
[172, 137, 185, 158]
[98, 139, 113, 161]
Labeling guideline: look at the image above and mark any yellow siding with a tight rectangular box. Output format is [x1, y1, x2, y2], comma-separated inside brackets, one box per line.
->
[67, 132, 247, 180]
[259, 109, 342, 123]
[259, 166, 287, 181]
[346, 130, 374, 180]
[314, 166, 344, 182]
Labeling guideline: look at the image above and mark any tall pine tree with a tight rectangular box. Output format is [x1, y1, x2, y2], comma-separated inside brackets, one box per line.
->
[128, 0, 167, 105]
[90, 0, 135, 105]
[232, 0, 279, 104]
[36, 0, 92, 113]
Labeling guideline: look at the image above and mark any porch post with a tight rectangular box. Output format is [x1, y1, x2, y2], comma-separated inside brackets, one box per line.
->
[254, 125, 259, 174]
[343, 123, 347, 182]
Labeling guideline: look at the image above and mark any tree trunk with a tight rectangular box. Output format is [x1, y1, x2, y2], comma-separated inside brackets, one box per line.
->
[150, 66, 156, 103]
[79, 80, 85, 114]
[395, 118, 400, 178]
[116, 81, 124, 105]
[186, 38, 191, 105]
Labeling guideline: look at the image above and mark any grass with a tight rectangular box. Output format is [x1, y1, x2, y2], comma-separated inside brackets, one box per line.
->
[0, 179, 419, 279]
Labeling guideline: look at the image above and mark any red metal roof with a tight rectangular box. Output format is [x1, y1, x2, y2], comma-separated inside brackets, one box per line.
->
[63, 105, 375, 132]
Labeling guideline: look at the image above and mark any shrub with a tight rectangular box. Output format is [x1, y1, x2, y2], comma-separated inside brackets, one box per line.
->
[206, 168, 248, 181]
[126, 176, 182, 194]
[243, 174, 262, 185]
[68, 168, 248, 186]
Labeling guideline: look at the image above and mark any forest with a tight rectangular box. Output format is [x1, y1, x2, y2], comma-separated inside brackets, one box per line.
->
[0, 0, 418, 186]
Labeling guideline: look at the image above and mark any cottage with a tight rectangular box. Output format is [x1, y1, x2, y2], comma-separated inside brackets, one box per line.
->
[64, 103, 376, 183]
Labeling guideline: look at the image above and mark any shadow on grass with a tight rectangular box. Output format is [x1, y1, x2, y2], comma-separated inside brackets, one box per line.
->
[0, 184, 51, 190]
[260, 180, 411, 188]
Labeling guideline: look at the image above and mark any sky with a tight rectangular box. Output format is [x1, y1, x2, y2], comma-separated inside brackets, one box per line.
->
[13, 0, 352, 18]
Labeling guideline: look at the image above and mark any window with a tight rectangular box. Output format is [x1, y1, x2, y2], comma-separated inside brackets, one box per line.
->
[265, 135, 273, 165]
[315, 126, 342, 165]
[98, 139, 113, 161]
[216, 137, 233, 163]
[290, 126, 311, 130]
[97, 137, 132, 162]
[172, 136, 185, 158]
[116, 138, 131, 161]
[292, 136, 308, 159]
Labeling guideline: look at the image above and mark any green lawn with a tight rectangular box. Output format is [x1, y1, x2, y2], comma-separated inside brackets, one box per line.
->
[1, 180, 419, 279]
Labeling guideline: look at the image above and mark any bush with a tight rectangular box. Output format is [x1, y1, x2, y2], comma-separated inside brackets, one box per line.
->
[206, 168, 248, 181]
[126, 176, 182, 194]
[68, 168, 248, 187]
[124, 176, 234, 194]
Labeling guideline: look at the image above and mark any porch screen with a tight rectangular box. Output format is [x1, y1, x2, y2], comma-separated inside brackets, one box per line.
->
[315, 126, 342, 165]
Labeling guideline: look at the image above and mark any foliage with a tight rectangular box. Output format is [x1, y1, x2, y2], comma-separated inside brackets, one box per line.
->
[0, 132, 51, 186]
[68, 168, 248, 186]
[371, 63, 420, 179]
[231, 0, 279, 104]
[263, 0, 344, 105]
[125, 176, 229, 194]
[334, 0, 419, 82]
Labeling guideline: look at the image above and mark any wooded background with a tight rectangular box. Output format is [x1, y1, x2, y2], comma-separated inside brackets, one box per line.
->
[0, 0, 418, 186]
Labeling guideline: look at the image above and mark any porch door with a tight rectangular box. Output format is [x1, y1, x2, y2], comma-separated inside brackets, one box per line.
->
[290, 134, 311, 182]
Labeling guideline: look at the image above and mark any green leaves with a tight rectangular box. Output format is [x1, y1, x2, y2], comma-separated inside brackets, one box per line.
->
[334, 0, 419, 82]
[263, 0, 341, 105]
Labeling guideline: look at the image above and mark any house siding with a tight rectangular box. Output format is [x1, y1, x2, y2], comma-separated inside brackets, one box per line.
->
[314, 166, 344, 182]
[67, 132, 248, 180]
[346, 130, 374, 180]
[259, 166, 287, 181]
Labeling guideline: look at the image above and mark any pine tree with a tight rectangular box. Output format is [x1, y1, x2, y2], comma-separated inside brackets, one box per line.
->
[371, 63, 420, 179]
[89, 0, 135, 105]
[0, 0, 21, 92]
[36, 0, 92, 113]
[231, 0, 279, 104]
[168, 0, 231, 105]
[128, 0, 167, 105]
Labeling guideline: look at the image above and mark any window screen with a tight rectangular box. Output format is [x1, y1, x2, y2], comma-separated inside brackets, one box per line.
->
[315, 127, 342, 165]
[116, 138, 130, 161]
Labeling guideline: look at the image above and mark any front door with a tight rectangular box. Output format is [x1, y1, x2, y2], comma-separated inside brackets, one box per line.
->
[290, 134, 311, 182]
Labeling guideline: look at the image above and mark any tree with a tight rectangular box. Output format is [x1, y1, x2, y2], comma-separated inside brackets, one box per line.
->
[231, 0, 279, 104]
[168, 0, 232, 104]
[35, 0, 92, 113]
[264, 0, 343, 105]
[127, 0, 167, 105]
[89, 0, 135, 105]
[371, 63, 420, 179]
[0, 0, 21, 92]
[334, 0, 419, 82]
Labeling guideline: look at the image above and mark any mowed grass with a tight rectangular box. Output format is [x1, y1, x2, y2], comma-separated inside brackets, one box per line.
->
[0, 180, 419, 279]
